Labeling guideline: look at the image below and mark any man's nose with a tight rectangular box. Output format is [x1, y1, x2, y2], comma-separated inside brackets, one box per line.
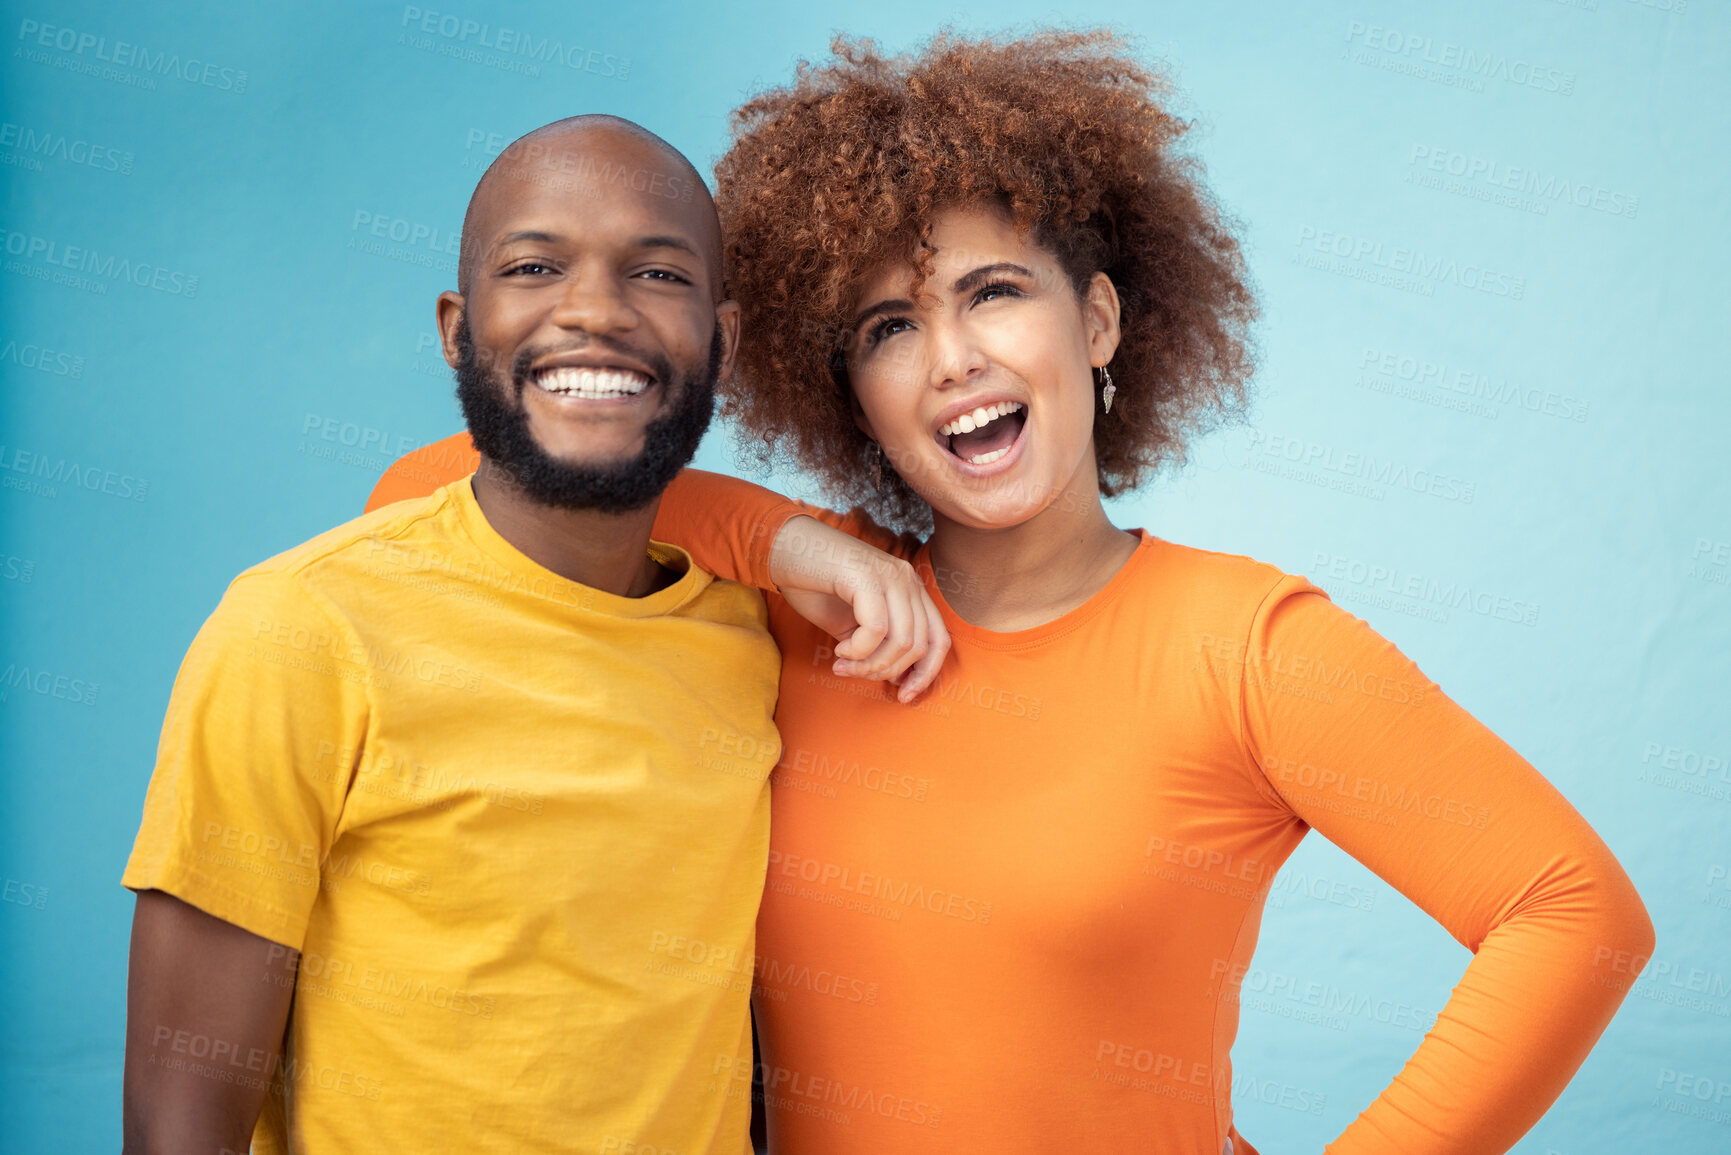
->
[550, 267, 638, 334]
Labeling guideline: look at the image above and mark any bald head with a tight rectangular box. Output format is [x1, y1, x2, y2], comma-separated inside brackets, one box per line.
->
[457, 115, 722, 298]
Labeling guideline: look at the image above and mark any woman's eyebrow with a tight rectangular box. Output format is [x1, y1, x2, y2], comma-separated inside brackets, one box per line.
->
[851, 261, 1035, 331]
[851, 296, 915, 332]
[952, 262, 1032, 295]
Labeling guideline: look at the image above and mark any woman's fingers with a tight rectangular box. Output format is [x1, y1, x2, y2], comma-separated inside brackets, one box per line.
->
[831, 576, 888, 663]
[861, 583, 925, 684]
[769, 520, 949, 698]
[831, 564, 947, 691]
[897, 594, 951, 701]
[834, 575, 910, 678]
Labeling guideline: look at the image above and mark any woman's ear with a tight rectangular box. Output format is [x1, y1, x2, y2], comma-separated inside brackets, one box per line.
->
[1084, 272, 1123, 368]
[848, 387, 879, 442]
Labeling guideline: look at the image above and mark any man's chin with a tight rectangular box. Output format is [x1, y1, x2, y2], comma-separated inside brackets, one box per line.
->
[518, 401, 661, 455]
[529, 442, 648, 473]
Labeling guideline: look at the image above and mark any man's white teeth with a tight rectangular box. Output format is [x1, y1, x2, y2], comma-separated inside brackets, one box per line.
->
[938, 401, 1023, 438]
[537, 367, 650, 398]
[965, 446, 1011, 466]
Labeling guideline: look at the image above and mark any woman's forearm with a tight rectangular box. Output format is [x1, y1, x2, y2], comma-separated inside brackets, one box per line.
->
[1327, 852, 1652, 1152]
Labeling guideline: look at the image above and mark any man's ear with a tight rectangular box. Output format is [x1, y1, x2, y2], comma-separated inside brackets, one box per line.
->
[714, 299, 742, 383]
[436, 291, 466, 370]
[1084, 272, 1122, 368]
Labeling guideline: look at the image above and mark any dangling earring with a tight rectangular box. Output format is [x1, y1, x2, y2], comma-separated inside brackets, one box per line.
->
[1097, 365, 1117, 414]
[867, 441, 886, 489]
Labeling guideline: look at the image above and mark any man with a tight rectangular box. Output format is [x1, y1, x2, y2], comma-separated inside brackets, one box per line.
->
[122, 115, 941, 1153]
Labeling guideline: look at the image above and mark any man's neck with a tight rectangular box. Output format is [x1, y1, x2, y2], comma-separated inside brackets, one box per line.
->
[470, 462, 671, 598]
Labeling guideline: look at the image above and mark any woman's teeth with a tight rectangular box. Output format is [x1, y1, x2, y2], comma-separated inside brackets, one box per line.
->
[937, 401, 1023, 438]
[536, 367, 650, 398]
[965, 445, 1011, 465]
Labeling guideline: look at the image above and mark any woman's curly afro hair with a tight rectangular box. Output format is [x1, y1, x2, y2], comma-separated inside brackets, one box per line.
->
[714, 30, 1257, 531]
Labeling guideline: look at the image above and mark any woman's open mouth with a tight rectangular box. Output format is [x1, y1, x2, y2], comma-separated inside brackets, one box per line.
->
[935, 401, 1027, 468]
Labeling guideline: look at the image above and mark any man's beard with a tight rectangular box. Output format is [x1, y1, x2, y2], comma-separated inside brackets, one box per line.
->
[453, 318, 720, 514]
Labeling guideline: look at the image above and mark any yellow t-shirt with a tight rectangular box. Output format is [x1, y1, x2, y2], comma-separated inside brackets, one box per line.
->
[122, 478, 781, 1154]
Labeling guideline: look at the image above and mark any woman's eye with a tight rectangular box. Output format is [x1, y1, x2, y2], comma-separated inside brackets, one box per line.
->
[975, 281, 1023, 303]
[866, 317, 912, 347]
[639, 269, 691, 284]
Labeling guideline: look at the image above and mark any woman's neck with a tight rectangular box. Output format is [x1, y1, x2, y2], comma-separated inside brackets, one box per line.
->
[926, 478, 1140, 633]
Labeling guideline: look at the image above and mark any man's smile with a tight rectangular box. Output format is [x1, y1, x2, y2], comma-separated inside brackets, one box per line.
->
[531, 366, 655, 401]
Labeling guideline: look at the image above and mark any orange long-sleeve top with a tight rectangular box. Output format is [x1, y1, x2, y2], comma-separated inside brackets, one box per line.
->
[368, 436, 1654, 1155]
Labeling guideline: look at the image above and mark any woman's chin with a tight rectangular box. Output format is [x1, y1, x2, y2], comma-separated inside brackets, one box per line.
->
[919, 456, 1097, 533]
[926, 485, 1053, 532]
[900, 439, 1078, 531]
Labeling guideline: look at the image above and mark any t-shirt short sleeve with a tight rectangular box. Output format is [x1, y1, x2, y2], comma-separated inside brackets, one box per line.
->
[122, 569, 370, 948]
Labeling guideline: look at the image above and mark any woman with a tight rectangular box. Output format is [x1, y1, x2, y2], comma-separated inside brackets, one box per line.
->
[373, 32, 1652, 1154]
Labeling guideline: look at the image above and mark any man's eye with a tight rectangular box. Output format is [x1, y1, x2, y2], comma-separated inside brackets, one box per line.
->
[504, 262, 554, 276]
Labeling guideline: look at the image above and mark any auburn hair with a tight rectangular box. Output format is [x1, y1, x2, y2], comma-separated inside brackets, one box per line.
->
[715, 30, 1257, 531]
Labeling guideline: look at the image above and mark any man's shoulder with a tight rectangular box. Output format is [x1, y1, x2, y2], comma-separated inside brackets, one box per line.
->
[221, 486, 464, 617]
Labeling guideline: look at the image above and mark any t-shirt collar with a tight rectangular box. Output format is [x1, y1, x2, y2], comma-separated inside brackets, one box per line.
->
[447, 475, 710, 619]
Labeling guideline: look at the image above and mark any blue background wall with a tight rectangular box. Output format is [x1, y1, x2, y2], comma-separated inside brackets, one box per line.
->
[2, 1, 1725, 1150]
